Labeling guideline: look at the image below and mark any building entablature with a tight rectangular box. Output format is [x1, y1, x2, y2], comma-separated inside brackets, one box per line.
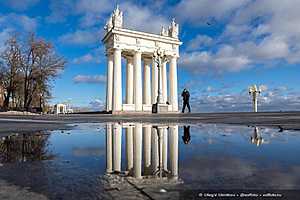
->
[103, 28, 181, 58]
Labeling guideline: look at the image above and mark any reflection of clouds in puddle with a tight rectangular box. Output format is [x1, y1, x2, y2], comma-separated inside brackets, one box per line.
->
[72, 147, 105, 157]
[1, 122, 300, 198]
[181, 156, 300, 189]
[179, 124, 300, 189]
[69, 123, 105, 132]
[257, 127, 300, 144]
[186, 124, 300, 147]
[185, 124, 251, 146]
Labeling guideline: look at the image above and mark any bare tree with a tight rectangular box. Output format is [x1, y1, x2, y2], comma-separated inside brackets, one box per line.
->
[0, 34, 66, 112]
[22, 34, 66, 111]
[0, 36, 22, 109]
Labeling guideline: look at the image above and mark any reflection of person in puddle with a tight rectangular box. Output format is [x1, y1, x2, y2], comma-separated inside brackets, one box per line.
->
[182, 126, 191, 144]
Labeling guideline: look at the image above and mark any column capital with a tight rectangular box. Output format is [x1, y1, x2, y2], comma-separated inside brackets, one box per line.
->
[124, 55, 133, 62]
[133, 48, 142, 54]
[105, 50, 113, 57]
[106, 47, 122, 55]
[168, 54, 179, 59]
[113, 47, 122, 51]
[143, 57, 152, 65]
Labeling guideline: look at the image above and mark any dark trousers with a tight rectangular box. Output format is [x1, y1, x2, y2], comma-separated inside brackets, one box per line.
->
[182, 101, 191, 113]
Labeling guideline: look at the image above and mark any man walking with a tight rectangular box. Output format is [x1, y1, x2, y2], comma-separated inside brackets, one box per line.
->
[181, 88, 191, 113]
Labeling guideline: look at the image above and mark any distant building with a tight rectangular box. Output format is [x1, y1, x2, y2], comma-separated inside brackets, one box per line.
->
[53, 103, 73, 114]
[66, 108, 74, 114]
[54, 104, 67, 114]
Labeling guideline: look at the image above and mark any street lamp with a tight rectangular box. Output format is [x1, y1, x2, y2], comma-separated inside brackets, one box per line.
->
[249, 85, 261, 112]
[153, 48, 168, 106]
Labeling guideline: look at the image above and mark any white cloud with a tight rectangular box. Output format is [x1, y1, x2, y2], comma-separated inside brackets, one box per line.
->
[73, 75, 106, 84]
[259, 85, 268, 92]
[174, 0, 250, 26]
[72, 49, 102, 64]
[225, 0, 300, 63]
[76, 0, 112, 28]
[1, 0, 39, 11]
[89, 99, 105, 110]
[180, 45, 251, 74]
[75, 0, 112, 14]
[0, 13, 38, 32]
[0, 14, 38, 53]
[0, 28, 13, 52]
[185, 85, 300, 112]
[46, 0, 112, 26]
[121, 2, 169, 34]
[179, 0, 300, 74]
[186, 35, 213, 51]
[72, 54, 94, 64]
[46, 0, 75, 23]
[59, 29, 101, 45]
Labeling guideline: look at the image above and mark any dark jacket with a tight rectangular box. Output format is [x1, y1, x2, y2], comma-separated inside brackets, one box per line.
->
[181, 90, 190, 102]
[182, 126, 191, 144]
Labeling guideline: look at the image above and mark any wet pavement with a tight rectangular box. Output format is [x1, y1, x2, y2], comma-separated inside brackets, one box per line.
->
[1, 112, 300, 135]
[0, 122, 300, 199]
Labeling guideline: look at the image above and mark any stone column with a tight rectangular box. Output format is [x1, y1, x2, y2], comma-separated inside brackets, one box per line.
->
[112, 48, 122, 112]
[253, 94, 258, 112]
[169, 56, 178, 111]
[134, 51, 142, 111]
[113, 123, 122, 172]
[157, 127, 164, 172]
[126, 57, 134, 104]
[133, 123, 143, 178]
[106, 53, 114, 111]
[162, 61, 167, 103]
[143, 59, 152, 105]
[169, 125, 178, 179]
[143, 125, 152, 174]
[106, 123, 113, 173]
[151, 59, 158, 104]
[151, 127, 159, 173]
[157, 61, 164, 104]
[126, 126, 133, 172]
[162, 127, 168, 171]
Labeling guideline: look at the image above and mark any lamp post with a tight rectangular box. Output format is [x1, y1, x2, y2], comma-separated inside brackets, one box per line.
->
[153, 48, 168, 105]
[249, 85, 261, 112]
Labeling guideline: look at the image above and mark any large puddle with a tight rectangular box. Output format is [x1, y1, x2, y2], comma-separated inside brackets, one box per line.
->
[0, 123, 300, 199]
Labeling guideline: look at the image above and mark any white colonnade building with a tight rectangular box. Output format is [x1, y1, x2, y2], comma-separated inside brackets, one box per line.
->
[103, 6, 182, 114]
[105, 122, 179, 180]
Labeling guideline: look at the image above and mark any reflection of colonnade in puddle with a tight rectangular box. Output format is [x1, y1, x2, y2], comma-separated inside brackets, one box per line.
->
[106, 123, 178, 180]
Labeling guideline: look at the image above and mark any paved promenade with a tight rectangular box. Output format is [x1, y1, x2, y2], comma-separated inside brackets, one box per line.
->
[1, 112, 300, 135]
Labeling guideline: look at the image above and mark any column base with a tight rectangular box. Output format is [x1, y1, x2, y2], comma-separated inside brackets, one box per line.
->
[157, 104, 169, 113]
[111, 104, 179, 114]
[151, 104, 180, 113]
[143, 104, 152, 112]
[112, 110, 123, 115]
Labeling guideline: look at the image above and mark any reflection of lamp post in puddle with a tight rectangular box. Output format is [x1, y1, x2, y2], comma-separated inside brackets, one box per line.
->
[250, 127, 264, 146]
[153, 126, 170, 178]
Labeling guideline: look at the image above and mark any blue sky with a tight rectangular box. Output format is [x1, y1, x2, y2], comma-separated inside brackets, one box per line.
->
[0, 0, 300, 112]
